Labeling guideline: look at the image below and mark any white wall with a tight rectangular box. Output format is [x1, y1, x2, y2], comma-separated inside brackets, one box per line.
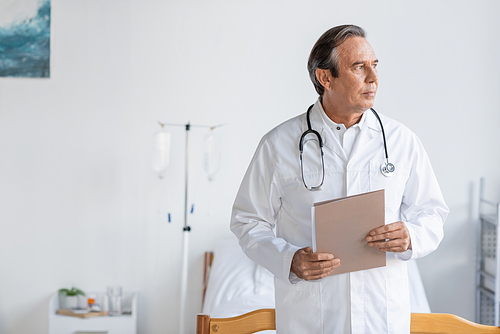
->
[1, 0, 499, 333]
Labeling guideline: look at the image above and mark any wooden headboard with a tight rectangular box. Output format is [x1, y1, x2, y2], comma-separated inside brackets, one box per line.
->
[202, 251, 214, 309]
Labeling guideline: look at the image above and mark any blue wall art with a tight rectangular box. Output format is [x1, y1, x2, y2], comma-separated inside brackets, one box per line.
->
[0, 0, 51, 78]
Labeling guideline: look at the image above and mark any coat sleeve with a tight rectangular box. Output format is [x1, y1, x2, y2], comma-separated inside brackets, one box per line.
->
[230, 137, 302, 282]
[394, 134, 449, 261]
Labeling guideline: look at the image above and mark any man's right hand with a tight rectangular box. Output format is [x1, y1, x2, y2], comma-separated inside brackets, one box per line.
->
[290, 247, 341, 281]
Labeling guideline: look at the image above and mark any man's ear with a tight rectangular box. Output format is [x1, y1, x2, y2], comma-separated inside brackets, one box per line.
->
[315, 68, 333, 91]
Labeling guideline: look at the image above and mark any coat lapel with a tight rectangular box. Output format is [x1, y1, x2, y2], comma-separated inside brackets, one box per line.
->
[348, 110, 381, 164]
[320, 126, 348, 162]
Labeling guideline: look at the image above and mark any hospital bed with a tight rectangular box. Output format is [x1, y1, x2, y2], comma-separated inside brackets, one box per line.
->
[198, 238, 500, 334]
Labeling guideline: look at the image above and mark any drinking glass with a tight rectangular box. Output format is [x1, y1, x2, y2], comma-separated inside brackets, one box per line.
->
[107, 286, 122, 316]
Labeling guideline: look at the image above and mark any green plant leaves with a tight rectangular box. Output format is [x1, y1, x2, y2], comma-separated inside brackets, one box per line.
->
[58, 287, 85, 296]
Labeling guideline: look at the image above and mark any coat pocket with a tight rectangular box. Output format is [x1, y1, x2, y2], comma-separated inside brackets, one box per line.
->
[369, 161, 409, 221]
[274, 278, 322, 334]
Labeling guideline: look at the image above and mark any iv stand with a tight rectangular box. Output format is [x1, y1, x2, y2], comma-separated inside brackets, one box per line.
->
[157, 121, 225, 334]
[179, 122, 190, 334]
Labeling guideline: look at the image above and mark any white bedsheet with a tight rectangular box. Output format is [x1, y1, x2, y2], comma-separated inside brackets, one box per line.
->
[202, 237, 430, 323]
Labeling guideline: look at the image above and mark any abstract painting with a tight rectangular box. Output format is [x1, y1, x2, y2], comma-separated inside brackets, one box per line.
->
[0, 0, 51, 78]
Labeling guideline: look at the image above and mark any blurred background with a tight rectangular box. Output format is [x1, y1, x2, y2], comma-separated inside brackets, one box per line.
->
[0, 0, 499, 333]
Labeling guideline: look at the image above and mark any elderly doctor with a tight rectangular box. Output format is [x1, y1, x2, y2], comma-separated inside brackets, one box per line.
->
[231, 25, 448, 334]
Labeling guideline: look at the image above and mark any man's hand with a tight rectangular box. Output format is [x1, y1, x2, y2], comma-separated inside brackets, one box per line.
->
[366, 221, 412, 253]
[290, 247, 341, 281]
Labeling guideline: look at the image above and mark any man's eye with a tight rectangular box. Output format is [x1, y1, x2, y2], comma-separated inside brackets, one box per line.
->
[356, 65, 363, 70]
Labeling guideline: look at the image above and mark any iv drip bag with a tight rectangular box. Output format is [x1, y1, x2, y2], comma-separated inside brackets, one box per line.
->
[152, 130, 171, 179]
[203, 132, 220, 181]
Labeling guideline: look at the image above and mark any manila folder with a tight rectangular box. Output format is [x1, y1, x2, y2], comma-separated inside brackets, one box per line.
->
[313, 189, 386, 276]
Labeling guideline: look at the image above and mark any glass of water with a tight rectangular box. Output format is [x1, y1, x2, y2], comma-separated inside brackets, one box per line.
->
[107, 286, 122, 316]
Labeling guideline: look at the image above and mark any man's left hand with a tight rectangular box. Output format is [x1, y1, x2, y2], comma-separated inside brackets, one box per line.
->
[366, 221, 412, 253]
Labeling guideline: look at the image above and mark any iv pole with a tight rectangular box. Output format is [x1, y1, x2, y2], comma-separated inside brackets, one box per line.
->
[179, 122, 190, 334]
[156, 121, 224, 334]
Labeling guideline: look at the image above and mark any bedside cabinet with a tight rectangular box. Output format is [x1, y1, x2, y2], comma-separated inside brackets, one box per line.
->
[48, 292, 137, 334]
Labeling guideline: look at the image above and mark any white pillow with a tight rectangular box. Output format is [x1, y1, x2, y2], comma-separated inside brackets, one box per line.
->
[202, 237, 275, 318]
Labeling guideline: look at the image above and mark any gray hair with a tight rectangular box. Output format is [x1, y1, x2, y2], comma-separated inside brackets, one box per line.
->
[307, 25, 366, 96]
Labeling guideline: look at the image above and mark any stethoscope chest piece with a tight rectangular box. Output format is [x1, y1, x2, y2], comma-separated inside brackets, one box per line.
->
[380, 161, 395, 177]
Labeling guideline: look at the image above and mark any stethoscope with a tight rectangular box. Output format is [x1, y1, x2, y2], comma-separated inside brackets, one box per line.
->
[299, 104, 395, 191]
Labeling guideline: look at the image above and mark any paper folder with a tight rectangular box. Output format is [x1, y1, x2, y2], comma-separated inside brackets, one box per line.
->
[312, 189, 386, 276]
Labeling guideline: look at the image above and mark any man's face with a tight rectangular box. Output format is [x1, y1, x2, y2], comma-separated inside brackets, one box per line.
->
[326, 37, 379, 112]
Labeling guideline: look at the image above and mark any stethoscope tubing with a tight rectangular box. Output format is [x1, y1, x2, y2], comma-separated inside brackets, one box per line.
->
[299, 105, 325, 191]
[370, 108, 389, 162]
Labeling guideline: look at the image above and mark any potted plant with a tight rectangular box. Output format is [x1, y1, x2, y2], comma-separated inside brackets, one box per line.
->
[58, 287, 85, 309]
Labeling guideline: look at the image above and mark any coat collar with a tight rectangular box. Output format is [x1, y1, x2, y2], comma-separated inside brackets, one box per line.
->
[306, 99, 382, 162]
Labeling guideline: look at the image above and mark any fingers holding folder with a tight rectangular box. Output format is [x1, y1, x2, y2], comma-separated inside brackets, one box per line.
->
[366, 221, 412, 253]
[290, 246, 341, 281]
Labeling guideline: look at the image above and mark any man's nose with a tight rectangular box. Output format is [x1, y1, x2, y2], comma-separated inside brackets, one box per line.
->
[366, 66, 378, 83]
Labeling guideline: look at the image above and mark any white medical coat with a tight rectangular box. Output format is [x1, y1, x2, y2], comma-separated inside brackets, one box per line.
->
[231, 100, 448, 334]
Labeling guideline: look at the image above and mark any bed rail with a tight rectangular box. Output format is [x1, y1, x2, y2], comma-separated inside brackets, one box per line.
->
[411, 313, 500, 333]
[196, 310, 500, 334]
[197, 309, 275, 334]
